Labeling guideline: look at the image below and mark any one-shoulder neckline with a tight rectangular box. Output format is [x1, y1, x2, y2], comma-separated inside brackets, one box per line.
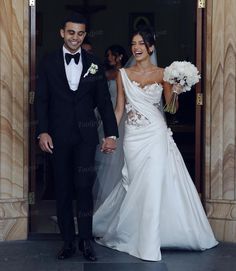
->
[121, 68, 162, 90]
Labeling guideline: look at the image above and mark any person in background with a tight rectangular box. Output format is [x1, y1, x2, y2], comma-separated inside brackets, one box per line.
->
[82, 37, 93, 54]
[93, 46, 128, 210]
[104, 62, 117, 82]
[105, 44, 128, 70]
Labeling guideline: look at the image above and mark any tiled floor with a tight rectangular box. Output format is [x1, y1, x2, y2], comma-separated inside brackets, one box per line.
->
[0, 236, 235, 271]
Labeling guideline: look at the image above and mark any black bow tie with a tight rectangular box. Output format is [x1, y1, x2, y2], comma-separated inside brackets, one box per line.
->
[65, 52, 80, 65]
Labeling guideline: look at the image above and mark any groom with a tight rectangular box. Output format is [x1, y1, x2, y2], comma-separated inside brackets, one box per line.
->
[35, 13, 118, 261]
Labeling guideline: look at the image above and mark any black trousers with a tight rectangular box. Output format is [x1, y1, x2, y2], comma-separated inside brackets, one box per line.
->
[51, 132, 97, 243]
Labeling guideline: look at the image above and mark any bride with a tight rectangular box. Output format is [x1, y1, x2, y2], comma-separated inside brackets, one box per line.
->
[93, 27, 218, 261]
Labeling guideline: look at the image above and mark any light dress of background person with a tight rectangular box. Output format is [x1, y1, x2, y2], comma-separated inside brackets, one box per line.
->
[92, 27, 218, 261]
[93, 45, 128, 210]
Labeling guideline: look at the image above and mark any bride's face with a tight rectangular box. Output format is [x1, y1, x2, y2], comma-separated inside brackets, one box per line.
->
[131, 34, 152, 61]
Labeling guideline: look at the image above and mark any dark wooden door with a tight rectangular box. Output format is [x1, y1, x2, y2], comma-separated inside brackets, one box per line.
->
[29, 1, 57, 234]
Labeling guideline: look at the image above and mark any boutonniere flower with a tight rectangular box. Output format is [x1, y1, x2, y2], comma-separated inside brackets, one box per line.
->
[83, 63, 98, 78]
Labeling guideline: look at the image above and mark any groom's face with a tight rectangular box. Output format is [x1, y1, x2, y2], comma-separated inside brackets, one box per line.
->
[60, 22, 86, 53]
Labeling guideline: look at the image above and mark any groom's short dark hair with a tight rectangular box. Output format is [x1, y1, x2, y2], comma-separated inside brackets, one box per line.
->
[61, 13, 87, 29]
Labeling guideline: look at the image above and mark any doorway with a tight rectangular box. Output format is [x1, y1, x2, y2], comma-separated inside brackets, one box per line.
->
[29, 0, 202, 233]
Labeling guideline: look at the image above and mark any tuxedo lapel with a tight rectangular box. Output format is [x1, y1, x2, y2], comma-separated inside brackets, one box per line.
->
[80, 50, 89, 82]
[80, 49, 90, 79]
[76, 49, 91, 95]
[55, 49, 72, 91]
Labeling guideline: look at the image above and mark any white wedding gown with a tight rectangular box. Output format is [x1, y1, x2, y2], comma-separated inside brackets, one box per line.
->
[93, 68, 218, 261]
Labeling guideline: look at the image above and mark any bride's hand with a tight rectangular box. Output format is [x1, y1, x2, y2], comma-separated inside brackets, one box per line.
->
[101, 137, 117, 154]
[172, 83, 184, 95]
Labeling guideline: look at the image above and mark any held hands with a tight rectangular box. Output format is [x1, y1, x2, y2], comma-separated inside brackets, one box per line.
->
[101, 137, 117, 154]
[38, 133, 54, 154]
[39, 133, 116, 154]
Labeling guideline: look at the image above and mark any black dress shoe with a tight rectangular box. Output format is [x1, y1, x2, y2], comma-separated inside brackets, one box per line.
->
[79, 239, 97, 261]
[57, 243, 76, 260]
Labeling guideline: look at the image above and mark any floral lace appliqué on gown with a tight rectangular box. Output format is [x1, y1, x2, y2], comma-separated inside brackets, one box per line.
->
[125, 102, 150, 127]
[125, 81, 161, 128]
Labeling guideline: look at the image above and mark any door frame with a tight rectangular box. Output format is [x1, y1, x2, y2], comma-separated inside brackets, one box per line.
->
[195, 3, 205, 193]
[29, 1, 36, 231]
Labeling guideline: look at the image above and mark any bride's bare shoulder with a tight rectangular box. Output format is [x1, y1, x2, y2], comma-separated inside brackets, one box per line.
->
[124, 66, 136, 72]
[153, 67, 165, 84]
[123, 66, 137, 77]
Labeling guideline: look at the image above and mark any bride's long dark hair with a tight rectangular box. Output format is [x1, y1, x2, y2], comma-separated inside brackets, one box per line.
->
[131, 26, 156, 55]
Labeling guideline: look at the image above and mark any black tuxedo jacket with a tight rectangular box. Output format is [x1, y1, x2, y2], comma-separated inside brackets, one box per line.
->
[35, 48, 118, 145]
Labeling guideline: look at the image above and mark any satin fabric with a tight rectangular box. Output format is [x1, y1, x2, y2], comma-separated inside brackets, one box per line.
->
[93, 68, 218, 261]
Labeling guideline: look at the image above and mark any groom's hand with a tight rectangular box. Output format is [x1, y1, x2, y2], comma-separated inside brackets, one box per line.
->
[101, 137, 117, 154]
[38, 133, 54, 154]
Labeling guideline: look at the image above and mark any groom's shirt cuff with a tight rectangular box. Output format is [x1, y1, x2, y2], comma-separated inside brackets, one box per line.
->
[108, 136, 117, 140]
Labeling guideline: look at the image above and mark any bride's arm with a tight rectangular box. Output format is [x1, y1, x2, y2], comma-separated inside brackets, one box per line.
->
[115, 71, 125, 125]
[162, 70, 179, 111]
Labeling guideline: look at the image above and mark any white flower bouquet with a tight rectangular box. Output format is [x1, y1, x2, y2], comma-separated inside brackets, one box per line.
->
[163, 61, 201, 114]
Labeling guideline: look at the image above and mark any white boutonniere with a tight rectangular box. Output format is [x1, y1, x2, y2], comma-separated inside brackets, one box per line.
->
[83, 63, 98, 78]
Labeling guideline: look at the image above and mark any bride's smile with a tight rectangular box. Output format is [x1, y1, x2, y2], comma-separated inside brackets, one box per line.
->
[131, 34, 154, 61]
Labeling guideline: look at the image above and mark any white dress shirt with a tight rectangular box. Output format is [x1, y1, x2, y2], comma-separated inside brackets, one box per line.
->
[63, 46, 83, 91]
